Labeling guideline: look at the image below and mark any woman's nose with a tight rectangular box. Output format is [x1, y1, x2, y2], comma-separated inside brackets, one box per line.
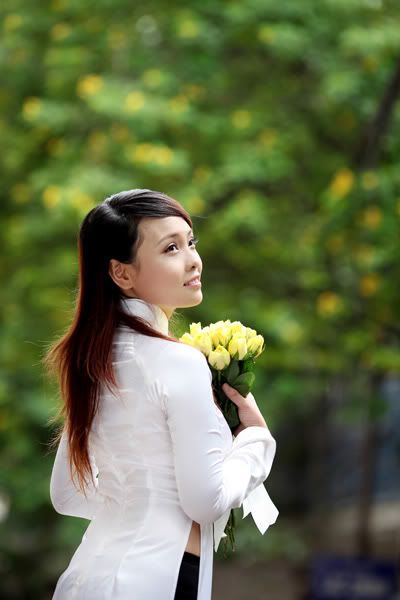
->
[188, 254, 202, 272]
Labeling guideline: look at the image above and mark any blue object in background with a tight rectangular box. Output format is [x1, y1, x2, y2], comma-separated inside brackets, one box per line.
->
[310, 555, 398, 599]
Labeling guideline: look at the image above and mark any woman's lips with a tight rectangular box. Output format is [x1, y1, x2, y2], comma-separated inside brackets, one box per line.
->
[184, 277, 201, 287]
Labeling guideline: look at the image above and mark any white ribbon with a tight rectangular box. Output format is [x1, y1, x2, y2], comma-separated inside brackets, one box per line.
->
[213, 484, 279, 552]
[242, 483, 279, 533]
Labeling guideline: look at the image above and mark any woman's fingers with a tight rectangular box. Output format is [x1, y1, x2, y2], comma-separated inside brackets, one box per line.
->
[222, 384, 267, 429]
[222, 383, 245, 406]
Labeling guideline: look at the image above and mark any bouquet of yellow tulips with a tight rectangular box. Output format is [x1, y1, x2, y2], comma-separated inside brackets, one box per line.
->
[179, 319, 265, 432]
[179, 319, 265, 554]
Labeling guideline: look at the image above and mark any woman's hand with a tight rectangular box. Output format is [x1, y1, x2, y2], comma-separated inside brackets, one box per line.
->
[222, 383, 267, 434]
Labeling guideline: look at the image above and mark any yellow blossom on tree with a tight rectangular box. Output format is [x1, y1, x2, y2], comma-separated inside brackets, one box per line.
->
[326, 234, 344, 254]
[107, 28, 127, 49]
[128, 143, 153, 163]
[352, 245, 374, 266]
[128, 143, 174, 166]
[76, 74, 104, 98]
[124, 91, 145, 112]
[258, 25, 275, 44]
[317, 291, 341, 316]
[22, 97, 41, 119]
[359, 206, 382, 229]
[169, 95, 189, 113]
[258, 128, 277, 148]
[328, 168, 354, 199]
[51, 22, 71, 40]
[42, 185, 61, 209]
[186, 195, 205, 214]
[3, 14, 23, 31]
[184, 84, 205, 100]
[68, 190, 96, 215]
[231, 109, 251, 129]
[152, 146, 174, 165]
[177, 18, 199, 38]
[359, 274, 380, 296]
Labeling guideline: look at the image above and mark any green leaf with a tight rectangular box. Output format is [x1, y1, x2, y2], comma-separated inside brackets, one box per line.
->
[232, 371, 256, 394]
[224, 359, 240, 383]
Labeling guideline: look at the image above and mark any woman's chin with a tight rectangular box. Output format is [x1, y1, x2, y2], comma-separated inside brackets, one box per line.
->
[180, 291, 203, 307]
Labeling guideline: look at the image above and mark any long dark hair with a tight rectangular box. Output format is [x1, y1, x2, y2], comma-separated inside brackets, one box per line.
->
[43, 189, 192, 494]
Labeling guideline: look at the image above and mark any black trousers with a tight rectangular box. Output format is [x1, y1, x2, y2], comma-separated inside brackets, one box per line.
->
[174, 551, 200, 600]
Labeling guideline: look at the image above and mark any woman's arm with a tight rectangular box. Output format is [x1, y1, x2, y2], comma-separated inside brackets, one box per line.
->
[162, 346, 277, 525]
[49, 428, 99, 520]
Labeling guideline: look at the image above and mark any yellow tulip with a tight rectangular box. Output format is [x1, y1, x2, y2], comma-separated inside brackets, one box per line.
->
[210, 325, 231, 348]
[208, 346, 231, 370]
[228, 335, 248, 360]
[247, 335, 264, 357]
[210, 320, 225, 329]
[194, 332, 213, 356]
[179, 332, 196, 347]
[246, 327, 257, 339]
[189, 322, 202, 337]
[230, 322, 248, 337]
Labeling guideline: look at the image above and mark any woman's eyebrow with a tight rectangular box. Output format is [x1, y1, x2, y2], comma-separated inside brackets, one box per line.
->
[157, 230, 193, 245]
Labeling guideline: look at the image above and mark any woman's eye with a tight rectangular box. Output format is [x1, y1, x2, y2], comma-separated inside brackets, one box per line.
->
[166, 237, 199, 253]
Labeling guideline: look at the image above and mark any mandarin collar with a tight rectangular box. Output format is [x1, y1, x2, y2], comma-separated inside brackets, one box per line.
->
[120, 297, 169, 335]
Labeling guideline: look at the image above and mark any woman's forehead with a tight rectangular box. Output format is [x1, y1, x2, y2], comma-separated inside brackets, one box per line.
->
[140, 216, 192, 244]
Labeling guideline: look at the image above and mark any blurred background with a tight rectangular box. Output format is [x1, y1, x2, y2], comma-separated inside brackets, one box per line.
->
[1, 0, 400, 598]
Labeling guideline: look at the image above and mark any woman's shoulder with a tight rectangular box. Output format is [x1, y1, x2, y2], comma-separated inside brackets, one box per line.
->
[155, 339, 211, 378]
[113, 327, 209, 372]
[155, 342, 212, 398]
[159, 338, 207, 363]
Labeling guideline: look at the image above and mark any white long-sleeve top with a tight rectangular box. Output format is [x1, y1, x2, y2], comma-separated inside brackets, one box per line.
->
[50, 297, 278, 599]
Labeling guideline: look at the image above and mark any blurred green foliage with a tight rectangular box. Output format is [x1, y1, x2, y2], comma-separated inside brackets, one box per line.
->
[1, 0, 400, 596]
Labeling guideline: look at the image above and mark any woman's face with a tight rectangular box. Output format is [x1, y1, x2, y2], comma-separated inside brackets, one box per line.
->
[125, 216, 203, 318]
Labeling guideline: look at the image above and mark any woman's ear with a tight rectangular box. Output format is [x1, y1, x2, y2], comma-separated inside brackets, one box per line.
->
[108, 259, 135, 291]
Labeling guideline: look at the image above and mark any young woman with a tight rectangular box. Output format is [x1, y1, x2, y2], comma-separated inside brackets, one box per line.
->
[46, 188, 277, 600]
